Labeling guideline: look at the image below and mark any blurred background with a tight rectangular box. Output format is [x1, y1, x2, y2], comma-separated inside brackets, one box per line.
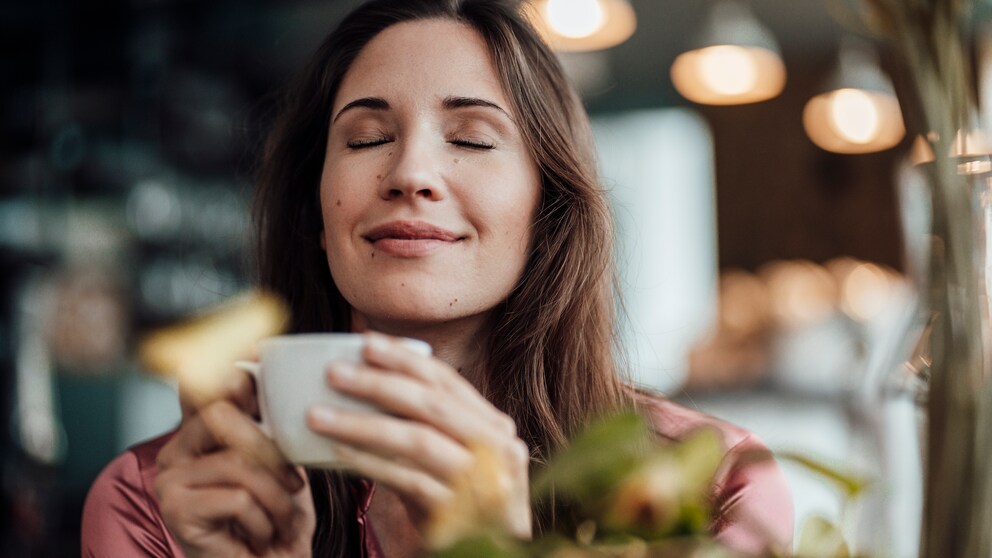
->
[0, 0, 965, 555]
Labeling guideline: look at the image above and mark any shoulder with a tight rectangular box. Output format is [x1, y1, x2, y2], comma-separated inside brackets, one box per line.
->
[81, 431, 185, 558]
[636, 393, 752, 448]
[635, 392, 794, 556]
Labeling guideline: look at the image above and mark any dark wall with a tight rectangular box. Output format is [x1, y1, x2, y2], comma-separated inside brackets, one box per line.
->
[700, 54, 908, 272]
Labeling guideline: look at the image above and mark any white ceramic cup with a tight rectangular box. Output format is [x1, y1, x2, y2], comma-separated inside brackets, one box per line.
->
[235, 333, 431, 468]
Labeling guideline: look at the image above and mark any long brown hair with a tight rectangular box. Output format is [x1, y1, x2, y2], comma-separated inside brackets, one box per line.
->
[253, 0, 631, 554]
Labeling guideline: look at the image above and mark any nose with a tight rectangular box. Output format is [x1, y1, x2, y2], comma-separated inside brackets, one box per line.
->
[377, 135, 447, 202]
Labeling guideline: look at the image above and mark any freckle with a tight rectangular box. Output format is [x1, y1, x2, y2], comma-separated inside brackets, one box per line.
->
[376, 174, 382, 180]
[336, 199, 342, 207]
[453, 158, 459, 164]
[401, 282, 405, 287]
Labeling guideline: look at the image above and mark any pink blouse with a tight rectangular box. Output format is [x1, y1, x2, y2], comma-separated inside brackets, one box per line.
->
[81, 397, 793, 557]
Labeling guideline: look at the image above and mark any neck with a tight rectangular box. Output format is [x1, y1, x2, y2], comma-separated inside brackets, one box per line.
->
[351, 312, 490, 389]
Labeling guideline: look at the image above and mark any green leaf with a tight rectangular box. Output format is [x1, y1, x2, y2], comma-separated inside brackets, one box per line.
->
[777, 452, 871, 498]
[532, 411, 652, 503]
[674, 428, 724, 498]
[431, 535, 522, 558]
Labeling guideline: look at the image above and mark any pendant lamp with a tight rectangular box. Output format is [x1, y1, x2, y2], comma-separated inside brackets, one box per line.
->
[525, 0, 636, 52]
[670, 1, 786, 105]
[803, 38, 905, 154]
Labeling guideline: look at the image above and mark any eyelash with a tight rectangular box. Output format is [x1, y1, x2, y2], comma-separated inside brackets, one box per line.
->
[346, 137, 494, 150]
[347, 136, 391, 149]
[450, 138, 494, 150]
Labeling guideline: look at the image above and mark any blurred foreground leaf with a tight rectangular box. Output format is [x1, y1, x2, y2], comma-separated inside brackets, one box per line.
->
[777, 452, 870, 498]
[796, 516, 849, 558]
[428, 442, 522, 549]
[431, 534, 522, 558]
[532, 411, 652, 504]
[137, 290, 288, 407]
[601, 429, 722, 539]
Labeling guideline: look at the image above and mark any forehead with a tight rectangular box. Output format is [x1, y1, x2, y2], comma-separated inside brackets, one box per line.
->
[333, 19, 511, 114]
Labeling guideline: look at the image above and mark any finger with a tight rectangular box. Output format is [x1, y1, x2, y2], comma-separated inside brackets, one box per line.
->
[156, 413, 227, 472]
[361, 333, 510, 430]
[325, 362, 515, 446]
[198, 400, 303, 491]
[222, 368, 260, 419]
[171, 486, 275, 555]
[361, 333, 462, 389]
[306, 406, 474, 481]
[158, 449, 301, 531]
[332, 442, 453, 511]
[162, 401, 303, 492]
[178, 367, 259, 420]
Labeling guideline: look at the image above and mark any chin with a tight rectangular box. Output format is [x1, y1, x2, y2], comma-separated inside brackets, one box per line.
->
[341, 282, 484, 327]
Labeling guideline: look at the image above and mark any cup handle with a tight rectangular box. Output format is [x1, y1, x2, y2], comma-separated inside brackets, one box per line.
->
[234, 360, 272, 437]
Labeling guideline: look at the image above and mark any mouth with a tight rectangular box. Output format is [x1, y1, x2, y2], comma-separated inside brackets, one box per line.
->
[363, 220, 465, 257]
[363, 221, 464, 243]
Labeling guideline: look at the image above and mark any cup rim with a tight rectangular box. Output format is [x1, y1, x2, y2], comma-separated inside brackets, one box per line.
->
[259, 333, 365, 346]
[258, 333, 431, 356]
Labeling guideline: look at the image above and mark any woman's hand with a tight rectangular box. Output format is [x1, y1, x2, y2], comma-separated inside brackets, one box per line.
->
[305, 332, 532, 543]
[155, 371, 316, 557]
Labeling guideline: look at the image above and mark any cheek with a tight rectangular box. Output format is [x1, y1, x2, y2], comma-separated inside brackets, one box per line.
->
[319, 164, 363, 236]
[479, 177, 540, 257]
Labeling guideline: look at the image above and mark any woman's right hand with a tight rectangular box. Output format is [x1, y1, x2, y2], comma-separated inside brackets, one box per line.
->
[154, 371, 316, 557]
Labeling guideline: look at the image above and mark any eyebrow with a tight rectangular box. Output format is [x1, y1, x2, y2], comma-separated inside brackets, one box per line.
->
[332, 95, 512, 124]
[332, 97, 390, 124]
[441, 96, 512, 120]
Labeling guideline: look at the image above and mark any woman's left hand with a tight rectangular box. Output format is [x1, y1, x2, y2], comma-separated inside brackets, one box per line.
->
[305, 332, 532, 542]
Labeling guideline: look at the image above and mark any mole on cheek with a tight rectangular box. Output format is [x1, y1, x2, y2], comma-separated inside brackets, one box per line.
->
[336, 199, 342, 207]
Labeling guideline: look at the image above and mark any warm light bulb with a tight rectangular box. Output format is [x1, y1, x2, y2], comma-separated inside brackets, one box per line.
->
[670, 45, 784, 105]
[829, 88, 880, 145]
[803, 89, 904, 154]
[697, 45, 758, 95]
[545, 0, 605, 39]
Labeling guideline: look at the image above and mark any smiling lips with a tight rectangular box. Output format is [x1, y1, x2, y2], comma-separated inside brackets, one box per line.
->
[363, 220, 464, 257]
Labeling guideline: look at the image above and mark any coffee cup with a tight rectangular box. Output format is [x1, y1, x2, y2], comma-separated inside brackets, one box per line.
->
[235, 333, 431, 468]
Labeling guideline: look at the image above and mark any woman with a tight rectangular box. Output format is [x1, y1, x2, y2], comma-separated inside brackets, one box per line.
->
[82, 1, 793, 556]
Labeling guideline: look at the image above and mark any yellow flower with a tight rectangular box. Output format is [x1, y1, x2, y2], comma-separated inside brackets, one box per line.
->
[603, 453, 683, 536]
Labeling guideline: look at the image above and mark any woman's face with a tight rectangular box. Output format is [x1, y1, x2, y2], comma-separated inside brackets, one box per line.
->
[319, 19, 541, 327]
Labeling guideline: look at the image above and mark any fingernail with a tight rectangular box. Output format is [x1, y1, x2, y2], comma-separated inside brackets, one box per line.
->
[327, 361, 356, 379]
[308, 405, 335, 427]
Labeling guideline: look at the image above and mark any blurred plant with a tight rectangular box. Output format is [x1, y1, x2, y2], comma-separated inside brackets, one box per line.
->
[430, 411, 739, 557]
[779, 452, 871, 558]
[429, 411, 869, 558]
[832, 0, 992, 555]
[137, 290, 288, 407]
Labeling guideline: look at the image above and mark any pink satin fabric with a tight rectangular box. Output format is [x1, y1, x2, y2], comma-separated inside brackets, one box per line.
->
[82, 397, 792, 557]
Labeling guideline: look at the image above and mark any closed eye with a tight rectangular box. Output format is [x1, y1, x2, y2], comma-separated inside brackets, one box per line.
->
[347, 136, 392, 149]
[450, 138, 494, 150]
